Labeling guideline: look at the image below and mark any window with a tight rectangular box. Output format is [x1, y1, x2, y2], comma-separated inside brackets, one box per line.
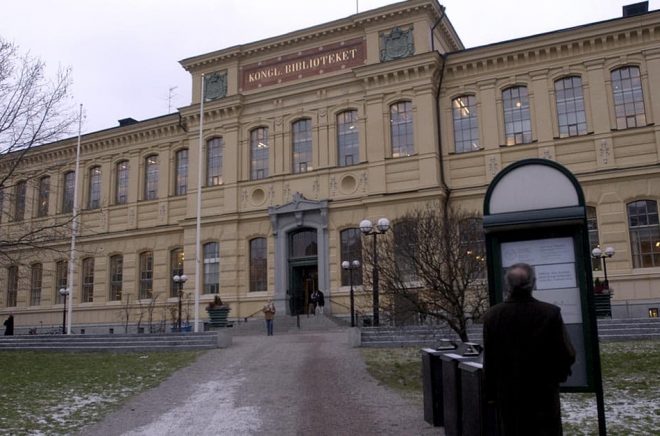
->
[88, 166, 101, 209]
[394, 220, 418, 282]
[340, 228, 363, 286]
[249, 238, 267, 292]
[6, 266, 18, 307]
[55, 260, 68, 304]
[337, 110, 359, 166]
[292, 119, 313, 173]
[460, 218, 486, 279]
[612, 66, 646, 129]
[555, 76, 587, 138]
[390, 101, 414, 157]
[627, 200, 660, 268]
[62, 171, 75, 213]
[203, 243, 220, 294]
[503, 86, 532, 145]
[587, 207, 602, 271]
[290, 229, 317, 258]
[14, 181, 26, 221]
[139, 251, 154, 299]
[82, 257, 94, 303]
[207, 138, 224, 186]
[170, 248, 184, 297]
[115, 161, 129, 204]
[174, 149, 188, 196]
[110, 255, 123, 301]
[30, 263, 42, 306]
[144, 155, 159, 200]
[37, 176, 50, 217]
[452, 95, 480, 153]
[250, 127, 269, 180]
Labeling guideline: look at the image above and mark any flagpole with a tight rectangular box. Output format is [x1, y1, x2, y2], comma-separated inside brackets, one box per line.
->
[66, 104, 83, 335]
[194, 75, 205, 332]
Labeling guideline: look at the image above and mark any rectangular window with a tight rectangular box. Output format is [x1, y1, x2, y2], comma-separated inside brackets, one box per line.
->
[55, 260, 68, 304]
[337, 110, 359, 167]
[62, 171, 75, 213]
[292, 119, 313, 173]
[207, 138, 224, 186]
[390, 101, 414, 157]
[175, 149, 188, 195]
[453, 96, 480, 153]
[340, 228, 363, 286]
[88, 167, 102, 209]
[628, 200, 660, 268]
[170, 248, 184, 297]
[612, 66, 646, 130]
[250, 128, 269, 180]
[82, 258, 94, 303]
[503, 86, 532, 145]
[394, 220, 418, 283]
[37, 176, 50, 217]
[110, 255, 123, 301]
[7, 266, 18, 307]
[14, 181, 26, 221]
[144, 156, 159, 201]
[30, 264, 42, 306]
[116, 161, 129, 204]
[203, 243, 219, 294]
[555, 76, 587, 138]
[250, 238, 267, 292]
[139, 252, 153, 299]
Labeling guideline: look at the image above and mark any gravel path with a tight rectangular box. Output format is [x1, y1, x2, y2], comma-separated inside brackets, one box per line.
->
[81, 329, 441, 435]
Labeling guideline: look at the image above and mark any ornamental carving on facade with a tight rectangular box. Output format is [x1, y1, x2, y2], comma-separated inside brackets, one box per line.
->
[380, 26, 414, 62]
[204, 71, 227, 101]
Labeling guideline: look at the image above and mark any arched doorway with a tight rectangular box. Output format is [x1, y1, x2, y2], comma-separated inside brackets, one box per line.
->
[288, 228, 318, 316]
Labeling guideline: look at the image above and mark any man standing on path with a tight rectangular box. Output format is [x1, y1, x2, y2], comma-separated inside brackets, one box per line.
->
[263, 299, 276, 336]
[483, 263, 575, 436]
[3, 314, 14, 336]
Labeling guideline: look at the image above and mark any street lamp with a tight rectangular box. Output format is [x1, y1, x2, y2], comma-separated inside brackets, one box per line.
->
[592, 246, 615, 289]
[173, 274, 188, 331]
[59, 288, 69, 334]
[342, 259, 361, 327]
[360, 217, 390, 327]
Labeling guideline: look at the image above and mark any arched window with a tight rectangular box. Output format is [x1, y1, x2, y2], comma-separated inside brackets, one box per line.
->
[502, 86, 532, 145]
[82, 257, 94, 303]
[452, 95, 480, 153]
[390, 101, 414, 157]
[144, 155, 159, 200]
[110, 255, 123, 301]
[207, 137, 224, 186]
[170, 248, 184, 297]
[292, 119, 312, 173]
[55, 260, 68, 304]
[14, 180, 26, 221]
[88, 166, 102, 209]
[62, 171, 75, 213]
[627, 200, 660, 268]
[37, 176, 50, 217]
[340, 228, 363, 286]
[250, 127, 269, 180]
[290, 229, 317, 258]
[587, 207, 601, 271]
[115, 161, 129, 205]
[249, 238, 267, 292]
[337, 110, 359, 166]
[554, 76, 587, 138]
[394, 219, 418, 282]
[30, 263, 42, 306]
[139, 251, 154, 299]
[175, 149, 188, 195]
[6, 266, 18, 307]
[203, 242, 219, 294]
[611, 66, 646, 129]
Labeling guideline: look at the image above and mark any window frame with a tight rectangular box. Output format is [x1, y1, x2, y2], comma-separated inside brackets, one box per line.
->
[206, 137, 224, 186]
[340, 228, 363, 286]
[250, 127, 269, 180]
[554, 76, 588, 138]
[390, 101, 414, 157]
[115, 161, 129, 205]
[292, 119, 313, 173]
[337, 110, 359, 167]
[30, 263, 42, 306]
[203, 242, 220, 294]
[109, 254, 123, 302]
[14, 180, 26, 221]
[175, 149, 188, 196]
[55, 260, 68, 304]
[88, 166, 102, 209]
[82, 257, 94, 303]
[6, 266, 18, 308]
[143, 155, 159, 201]
[170, 248, 184, 298]
[249, 238, 267, 292]
[62, 171, 75, 213]
[452, 95, 480, 153]
[139, 251, 154, 299]
[37, 176, 50, 217]
[627, 200, 660, 268]
[611, 65, 647, 130]
[502, 85, 533, 145]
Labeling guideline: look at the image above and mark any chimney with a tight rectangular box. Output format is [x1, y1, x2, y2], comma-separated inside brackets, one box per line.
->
[118, 117, 138, 127]
[623, 1, 649, 17]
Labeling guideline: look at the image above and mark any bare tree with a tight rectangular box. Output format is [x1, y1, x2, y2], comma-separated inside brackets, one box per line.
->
[368, 203, 488, 342]
[0, 38, 77, 266]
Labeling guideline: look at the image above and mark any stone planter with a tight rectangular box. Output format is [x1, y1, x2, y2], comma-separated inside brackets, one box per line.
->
[207, 306, 230, 328]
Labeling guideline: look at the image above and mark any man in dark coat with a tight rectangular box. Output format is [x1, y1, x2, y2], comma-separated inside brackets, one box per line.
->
[483, 263, 575, 436]
[4, 314, 14, 336]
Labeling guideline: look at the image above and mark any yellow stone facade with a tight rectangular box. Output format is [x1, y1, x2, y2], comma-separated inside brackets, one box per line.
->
[2, 0, 660, 332]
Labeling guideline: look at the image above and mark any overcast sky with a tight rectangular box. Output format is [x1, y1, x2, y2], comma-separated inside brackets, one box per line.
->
[1, 0, 656, 134]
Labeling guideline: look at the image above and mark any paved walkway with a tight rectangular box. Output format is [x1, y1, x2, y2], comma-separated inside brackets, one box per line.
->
[81, 328, 440, 435]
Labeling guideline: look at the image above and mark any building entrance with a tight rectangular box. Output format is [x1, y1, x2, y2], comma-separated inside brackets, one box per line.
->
[289, 264, 318, 316]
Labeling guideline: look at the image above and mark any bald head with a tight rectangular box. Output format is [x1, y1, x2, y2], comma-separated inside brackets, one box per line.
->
[505, 263, 536, 298]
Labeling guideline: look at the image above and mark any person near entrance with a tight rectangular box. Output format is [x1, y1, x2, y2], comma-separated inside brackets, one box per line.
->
[309, 290, 318, 316]
[483, 263, 575, 436]
[263, 300, 276, 336]
[313, 290, 325, 314]
[4, 314, 14, 336]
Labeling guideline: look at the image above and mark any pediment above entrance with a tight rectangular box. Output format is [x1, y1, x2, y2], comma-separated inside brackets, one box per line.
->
[268, 192, 328, 215]
[268, 192, 328, 235]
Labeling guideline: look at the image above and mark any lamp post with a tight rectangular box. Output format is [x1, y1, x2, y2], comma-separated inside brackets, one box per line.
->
[342, 259, 361, 327]
[592, 246, 615, 289]
[58, 288, 69, 334]
[173, 274, 188, 331]
[360, 217, 390, 327]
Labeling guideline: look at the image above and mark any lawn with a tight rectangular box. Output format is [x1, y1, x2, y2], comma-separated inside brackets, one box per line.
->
[361, 340, 660, 435]
[0, 350, 202, 435]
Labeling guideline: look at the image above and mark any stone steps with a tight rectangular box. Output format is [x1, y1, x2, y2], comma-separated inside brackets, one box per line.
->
[230, 313, 344, 336]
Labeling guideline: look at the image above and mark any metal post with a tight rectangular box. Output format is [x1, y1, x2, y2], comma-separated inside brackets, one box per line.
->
[178, 284, 183, 332]
[372, 233, 379, 327]
[602, 257, 609, 289]
[349, 267, 355, 327]
[62, 293, 67, 334]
